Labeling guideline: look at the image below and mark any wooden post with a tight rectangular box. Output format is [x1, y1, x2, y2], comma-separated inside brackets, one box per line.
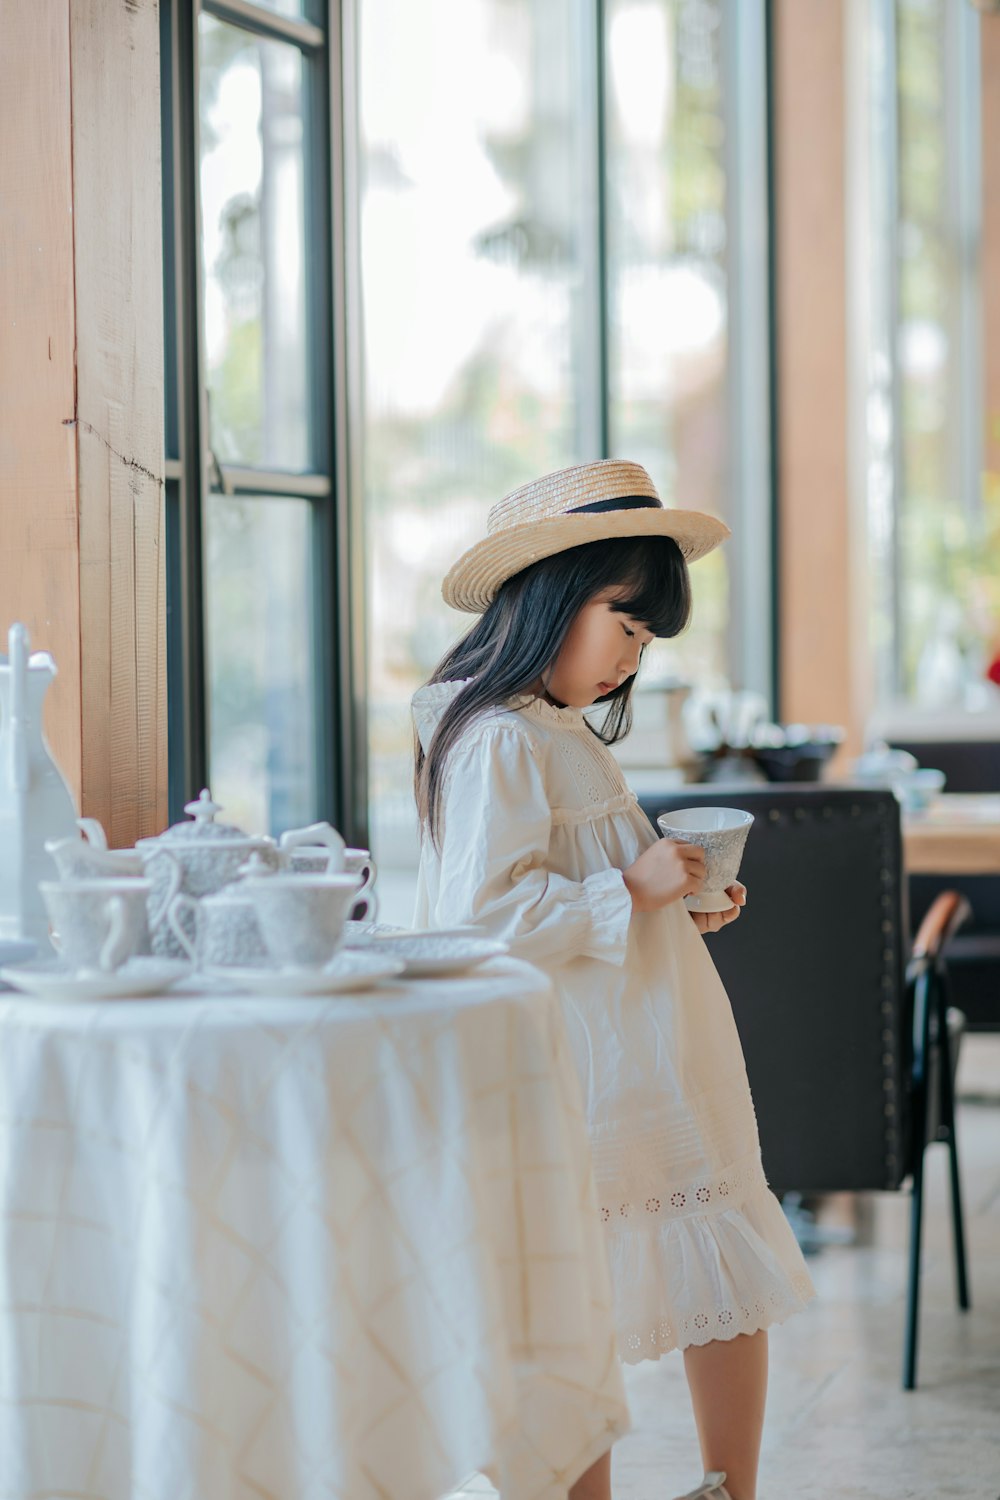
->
[772, 0, 856, 749]
[0, 0, 166, 846]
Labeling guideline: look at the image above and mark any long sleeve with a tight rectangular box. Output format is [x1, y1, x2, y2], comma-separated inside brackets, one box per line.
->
[424, 722, 633, 968]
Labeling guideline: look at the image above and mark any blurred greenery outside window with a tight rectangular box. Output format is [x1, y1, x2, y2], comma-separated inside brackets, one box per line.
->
[891, 0, 996, 707]
[357, 0, 769, 876]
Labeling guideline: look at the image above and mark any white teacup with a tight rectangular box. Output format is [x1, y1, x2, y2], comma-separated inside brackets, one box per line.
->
[287, 846, 378, 921]
[41, 878, 152, 972]
[242, 873, 361, 969]
[655, 807, 754, 913]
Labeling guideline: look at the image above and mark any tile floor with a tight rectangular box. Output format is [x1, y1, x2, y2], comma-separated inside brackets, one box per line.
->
[448, 1034, 1000, 1500]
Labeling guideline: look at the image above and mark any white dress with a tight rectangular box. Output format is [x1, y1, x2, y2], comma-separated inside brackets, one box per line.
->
[412, 681, 815, 1364]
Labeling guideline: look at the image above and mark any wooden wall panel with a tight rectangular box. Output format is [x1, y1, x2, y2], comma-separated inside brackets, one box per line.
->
[0, 0, 82, 798]
[70, 0, 166, 845]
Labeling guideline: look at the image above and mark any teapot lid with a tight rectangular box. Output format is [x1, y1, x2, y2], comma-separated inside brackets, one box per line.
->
[146, 789, 252, 844]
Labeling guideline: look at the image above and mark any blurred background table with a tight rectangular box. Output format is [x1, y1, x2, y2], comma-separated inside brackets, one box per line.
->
[0, 959, 627, 1500]
[903, 795, 1000, 875]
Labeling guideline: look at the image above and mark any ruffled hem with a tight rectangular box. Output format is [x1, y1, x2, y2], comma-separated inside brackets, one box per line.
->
[604, 1185, 816, 1365]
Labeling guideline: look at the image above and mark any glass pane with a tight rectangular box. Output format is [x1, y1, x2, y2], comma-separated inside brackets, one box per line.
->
[605, 0, 730, 690]
[357, 0, 593, 913]
[252, 0, 310, 17]
[895, 0, 993, 706]
[199, 17, 309, 471]
[203, 495, 317, 836]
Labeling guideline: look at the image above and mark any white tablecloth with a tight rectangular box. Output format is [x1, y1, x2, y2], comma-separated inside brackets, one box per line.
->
[0, 958, 628, 1500]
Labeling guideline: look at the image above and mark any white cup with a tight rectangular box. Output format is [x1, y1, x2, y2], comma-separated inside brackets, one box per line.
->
[655, 807, 754, 913]
[41, 879, 152, 972]
[242, 873, 361, 969]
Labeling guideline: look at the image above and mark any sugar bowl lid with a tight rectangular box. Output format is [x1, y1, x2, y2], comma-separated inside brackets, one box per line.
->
[136, 789, 267, 850]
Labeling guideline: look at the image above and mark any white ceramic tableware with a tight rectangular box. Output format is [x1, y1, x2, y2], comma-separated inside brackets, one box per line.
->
[45, 817, 144, 882]
[242, 872, 361, 969]
[285, 843, 378, 921]
[655, 807, 755, 914]
[204, 949, 405, 997]
[343, 922, 482, 948]
[891, 766, 946, 814]
[167, 888, 268, 969]
[367, 933, 508, 978]
[0, 622, 79, 945]
[40, 878, 152, 971]
[0, 956, 190, 1001]
[278, 821, 347, 872]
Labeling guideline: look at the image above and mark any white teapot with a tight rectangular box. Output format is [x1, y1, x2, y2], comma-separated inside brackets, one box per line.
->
[137, 789, 348, 958]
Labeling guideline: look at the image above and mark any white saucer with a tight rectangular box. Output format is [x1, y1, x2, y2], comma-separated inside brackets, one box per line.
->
[0, 957, 192, 1001]
[345, 922, 484, 949]
[364, 934, 508, 978]
[204, 949, 405, 996]
[342, 920, 409, 946]
[0, 939, 38, 968]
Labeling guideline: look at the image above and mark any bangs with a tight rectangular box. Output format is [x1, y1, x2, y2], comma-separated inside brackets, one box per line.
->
[599, 536, 692, 638]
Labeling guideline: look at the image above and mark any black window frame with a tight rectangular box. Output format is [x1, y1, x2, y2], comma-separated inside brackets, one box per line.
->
[160, 0, 366, 844]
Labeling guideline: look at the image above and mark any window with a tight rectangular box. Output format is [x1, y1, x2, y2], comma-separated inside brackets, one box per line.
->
[354, 0, 772, 900]
[862, 0, 992, 711]
[161, 0, 357, 837]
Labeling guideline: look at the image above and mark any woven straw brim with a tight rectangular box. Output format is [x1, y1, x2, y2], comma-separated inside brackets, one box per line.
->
[442, 507, 731, 614]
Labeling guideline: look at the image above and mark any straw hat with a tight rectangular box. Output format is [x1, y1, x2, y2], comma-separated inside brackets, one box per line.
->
[442, 459, 731, 613]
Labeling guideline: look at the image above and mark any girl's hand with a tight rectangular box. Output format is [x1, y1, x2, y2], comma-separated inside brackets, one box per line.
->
[622, 839, 706, 913]
[689, 882, 747, 936]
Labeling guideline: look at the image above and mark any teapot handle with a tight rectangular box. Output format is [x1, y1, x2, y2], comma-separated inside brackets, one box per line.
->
[77, 817, 109, 851]
[279, 822, 346, 871]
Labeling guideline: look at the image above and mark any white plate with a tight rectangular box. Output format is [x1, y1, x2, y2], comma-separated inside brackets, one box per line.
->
[364, 935, 508, 978]
[203, 950, 405, 996]
[341, 919, 409, 946]
[345, 922, 485, 949]
[0, 957, 191, 1001]
[0, 939, 38, 968]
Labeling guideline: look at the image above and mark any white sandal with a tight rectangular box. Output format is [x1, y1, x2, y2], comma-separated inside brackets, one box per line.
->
[672, 1474, 732, 1500]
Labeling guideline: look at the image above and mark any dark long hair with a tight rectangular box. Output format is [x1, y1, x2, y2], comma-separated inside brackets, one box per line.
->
[415, 535, 692, 845]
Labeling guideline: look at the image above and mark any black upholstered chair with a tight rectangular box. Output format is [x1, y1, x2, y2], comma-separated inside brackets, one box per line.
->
[634, 783, 971, 1389]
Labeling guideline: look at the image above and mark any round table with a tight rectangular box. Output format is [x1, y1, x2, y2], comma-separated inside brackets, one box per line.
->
[0, 958, 628, 1500]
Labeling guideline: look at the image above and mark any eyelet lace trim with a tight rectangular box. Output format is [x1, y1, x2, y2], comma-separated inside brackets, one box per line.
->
[618, 1272, 816, 1361]
[598, 1154, 768, 1226]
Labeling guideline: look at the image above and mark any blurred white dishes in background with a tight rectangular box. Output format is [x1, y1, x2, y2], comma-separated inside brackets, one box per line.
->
[849, 744, 919, 784]
[891, 767, 947, 814]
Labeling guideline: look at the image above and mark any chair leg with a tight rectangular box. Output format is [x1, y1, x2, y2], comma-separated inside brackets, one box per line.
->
[935, 997, 971, 1312]
[903, 1143, 925, 1391]
[945, 1129, 971, 1311]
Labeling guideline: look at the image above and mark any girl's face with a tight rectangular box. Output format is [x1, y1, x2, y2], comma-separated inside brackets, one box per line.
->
[543, 588, 655, 708]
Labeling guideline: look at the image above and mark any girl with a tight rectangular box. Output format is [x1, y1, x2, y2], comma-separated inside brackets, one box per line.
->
[412, 460, 814, 1500]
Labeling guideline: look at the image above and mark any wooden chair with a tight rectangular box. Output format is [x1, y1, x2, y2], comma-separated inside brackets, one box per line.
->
[634, 784, 972, 1389]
